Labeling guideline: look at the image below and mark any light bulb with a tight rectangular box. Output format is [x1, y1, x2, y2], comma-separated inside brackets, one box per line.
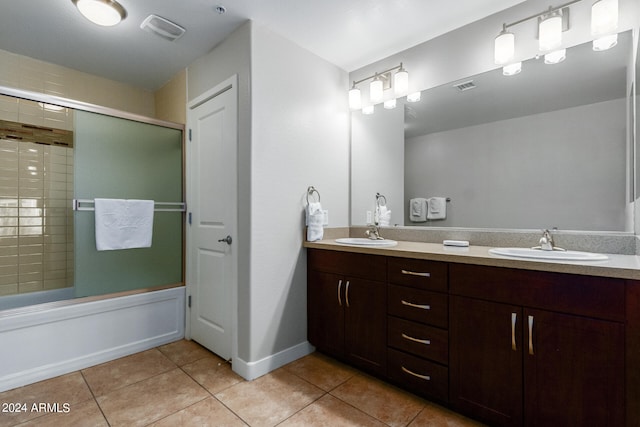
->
[502, 62, 522, 76]
[494, 27, 515, 65]
[370, 76, 384, 104]
[593, 34, 618, 51]
[407, 92, 421, 103]
[591, 0, 618, 37]
[544, 49, 566, 64]
[384, 99, 397, 109]
[362, 105, 375, 115]
[72, 0, 126, 26]
[539, 9, 563, 52]
[394, 65, 409, 97]
[348, 85, 362, 110]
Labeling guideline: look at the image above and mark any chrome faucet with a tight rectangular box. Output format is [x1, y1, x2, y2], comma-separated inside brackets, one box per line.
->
[365, 223, 383, 240]
[533, 229, 565, 252]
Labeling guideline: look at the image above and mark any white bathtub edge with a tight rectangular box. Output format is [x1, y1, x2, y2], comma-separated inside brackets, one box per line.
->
[0, 287, 185, 393]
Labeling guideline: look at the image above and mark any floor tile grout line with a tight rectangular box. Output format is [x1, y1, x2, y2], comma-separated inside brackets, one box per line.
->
[78, 370, 112, 426]
[272, 389, 330, 427]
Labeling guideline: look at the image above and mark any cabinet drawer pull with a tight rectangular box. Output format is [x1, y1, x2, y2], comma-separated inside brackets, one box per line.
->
[345, 281, 350, 307]
[401, 269, 431, 278]
[337, 280, 342, 306]
[528, 315, 534, 355]
[511, 312, 517, 351]
[401, 366, 431, 381]
[401, 333, 431, 346]
[401, 300, 431, 310]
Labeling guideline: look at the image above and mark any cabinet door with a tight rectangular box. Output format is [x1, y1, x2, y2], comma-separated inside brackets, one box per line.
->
[307, 270, 344, 358]
[524, 309, 624, 427]
[450, 296, 523, 427]
[344, 277, 387, 375]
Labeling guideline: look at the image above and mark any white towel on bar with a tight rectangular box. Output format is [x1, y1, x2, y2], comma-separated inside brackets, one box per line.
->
[409, 198, 427, 222]
[94, 198, 155, 251]
[427, 197, 447, 220]
[305, 202, 324, 242]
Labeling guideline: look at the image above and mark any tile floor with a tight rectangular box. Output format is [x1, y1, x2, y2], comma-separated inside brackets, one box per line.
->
[0, 340, 486, 426]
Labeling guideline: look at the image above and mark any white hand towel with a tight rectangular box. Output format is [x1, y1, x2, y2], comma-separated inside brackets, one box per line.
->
[95, 198, 155, 251]
[409, 198, 427, 222]
[378, 205, 391, 227]
[305, 202, 324, 242]
[427, 197, 447, 220]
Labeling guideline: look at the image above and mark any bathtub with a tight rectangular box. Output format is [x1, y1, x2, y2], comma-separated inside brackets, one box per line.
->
[0, 286, 185, 392]
[0, 288, 76, 312]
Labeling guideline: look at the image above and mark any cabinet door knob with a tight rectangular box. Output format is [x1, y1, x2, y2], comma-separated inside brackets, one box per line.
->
[401, 366, 431, 381]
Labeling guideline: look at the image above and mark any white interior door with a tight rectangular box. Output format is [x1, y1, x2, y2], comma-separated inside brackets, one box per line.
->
[187, 76, 237, 361]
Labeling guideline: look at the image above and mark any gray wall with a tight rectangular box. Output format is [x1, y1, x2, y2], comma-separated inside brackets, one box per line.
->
[405, 98, 627, 231]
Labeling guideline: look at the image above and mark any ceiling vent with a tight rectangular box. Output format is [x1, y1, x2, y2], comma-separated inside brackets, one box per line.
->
[140, 15, 186, 41]
[452, 80, 476, 92]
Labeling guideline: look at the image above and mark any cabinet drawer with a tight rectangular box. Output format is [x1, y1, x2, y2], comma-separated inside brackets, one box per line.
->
[388, 258, 447, 291]
[388, 317, 448, 365]
[308, 249, 386, 281]
[450, 263, 625, 322]
[388, 348, 448, 403]
[388, 284, 448, 328]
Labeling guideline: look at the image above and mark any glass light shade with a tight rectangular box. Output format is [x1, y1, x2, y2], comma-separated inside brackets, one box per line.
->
[73, 0, 126, 26]
[394, 68, 409, 97]
[494, 30, 515, 65]
[502, 62, 522, 76]
[593, 34, 618, 51]
[362, 105, 375, 115]
[383, 99, 397, 109]
[544, 49, 566, 64]
[591, 0, 618, 36]
[539, 11, 563, 52]
[348, 86, 362, 110]
[407, 91, 421, 103]
[370, 77, 384, 104]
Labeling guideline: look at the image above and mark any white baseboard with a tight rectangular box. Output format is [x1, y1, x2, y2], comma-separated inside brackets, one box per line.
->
[0, 287, 185, 392]
[232, 341, 314, 381]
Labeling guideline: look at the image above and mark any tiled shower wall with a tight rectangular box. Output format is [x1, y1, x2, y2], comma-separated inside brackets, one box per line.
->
[0, 139, 73, 296]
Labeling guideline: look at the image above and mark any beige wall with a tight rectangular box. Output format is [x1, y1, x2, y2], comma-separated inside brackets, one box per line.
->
[0, 49, 155, 117]
[155, 69, 187, 124]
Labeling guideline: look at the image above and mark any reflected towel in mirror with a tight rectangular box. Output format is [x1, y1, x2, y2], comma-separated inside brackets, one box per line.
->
[427, 197, 447, 220]
[409, 198, 427, 222]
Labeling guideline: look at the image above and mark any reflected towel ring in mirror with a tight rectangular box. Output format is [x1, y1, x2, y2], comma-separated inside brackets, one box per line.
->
[376, 192, 387, 207]
[307, 186, 321, 204]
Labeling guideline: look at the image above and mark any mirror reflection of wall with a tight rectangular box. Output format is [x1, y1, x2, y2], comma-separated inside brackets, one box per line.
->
[352, 31, 634, 232]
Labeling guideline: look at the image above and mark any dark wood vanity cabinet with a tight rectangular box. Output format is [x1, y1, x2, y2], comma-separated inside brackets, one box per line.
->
[307, 248, 632, 426]
[307, 249, 387, 375]
[386, 257, 450, 402]
[450, 263, 625, 427]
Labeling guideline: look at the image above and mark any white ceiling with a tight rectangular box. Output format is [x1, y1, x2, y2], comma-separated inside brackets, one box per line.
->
[0, 0, 525, 91]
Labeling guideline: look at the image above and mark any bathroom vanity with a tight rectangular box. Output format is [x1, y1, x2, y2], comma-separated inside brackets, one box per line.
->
[305, 240, 640, 427]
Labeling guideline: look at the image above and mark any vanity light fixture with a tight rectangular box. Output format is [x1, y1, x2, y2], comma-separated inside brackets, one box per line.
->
[591, 0, 618, 51]
[544, 49, 567, 64]
[383, 99, 397, 109]
[502, 62, 522, 76]
[538, 7, 564, 52]
[71, 0, 127, 26]
[348, 63, 411, 113]
[494, 24, 515, 65]
[407, 91, 421, 103]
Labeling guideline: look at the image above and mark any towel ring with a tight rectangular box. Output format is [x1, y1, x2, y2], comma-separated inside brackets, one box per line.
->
[307, 186, 321, 204]
[376, 193, 387, 207]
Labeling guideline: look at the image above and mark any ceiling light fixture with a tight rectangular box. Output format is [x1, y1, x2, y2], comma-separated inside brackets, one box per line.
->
[591, 0, 618, 51]
[71, 0, 127, 26]
[348, 63, 412, 114]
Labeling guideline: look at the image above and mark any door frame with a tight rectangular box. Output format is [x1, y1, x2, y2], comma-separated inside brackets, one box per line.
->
[185, 74, 238, 364]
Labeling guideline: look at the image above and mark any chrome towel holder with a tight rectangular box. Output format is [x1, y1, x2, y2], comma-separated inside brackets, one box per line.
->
[307, 186, 321, 204]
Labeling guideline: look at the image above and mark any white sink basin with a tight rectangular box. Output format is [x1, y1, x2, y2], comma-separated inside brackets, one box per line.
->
[335, 238, 398, 247]
[489, 247, 608, 261]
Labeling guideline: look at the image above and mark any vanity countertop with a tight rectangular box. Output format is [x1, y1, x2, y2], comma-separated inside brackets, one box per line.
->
[304, 239, 640, 280]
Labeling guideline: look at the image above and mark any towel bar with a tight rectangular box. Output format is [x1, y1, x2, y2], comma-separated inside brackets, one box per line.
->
[72, 199, 186, 212]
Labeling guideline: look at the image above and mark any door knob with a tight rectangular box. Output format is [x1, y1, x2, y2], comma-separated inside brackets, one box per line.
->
[218, 235, 232, 245]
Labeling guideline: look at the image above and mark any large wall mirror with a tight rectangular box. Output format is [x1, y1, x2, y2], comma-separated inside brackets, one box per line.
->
[352, 30, 637, 233]
[0, 87, 184, 312]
